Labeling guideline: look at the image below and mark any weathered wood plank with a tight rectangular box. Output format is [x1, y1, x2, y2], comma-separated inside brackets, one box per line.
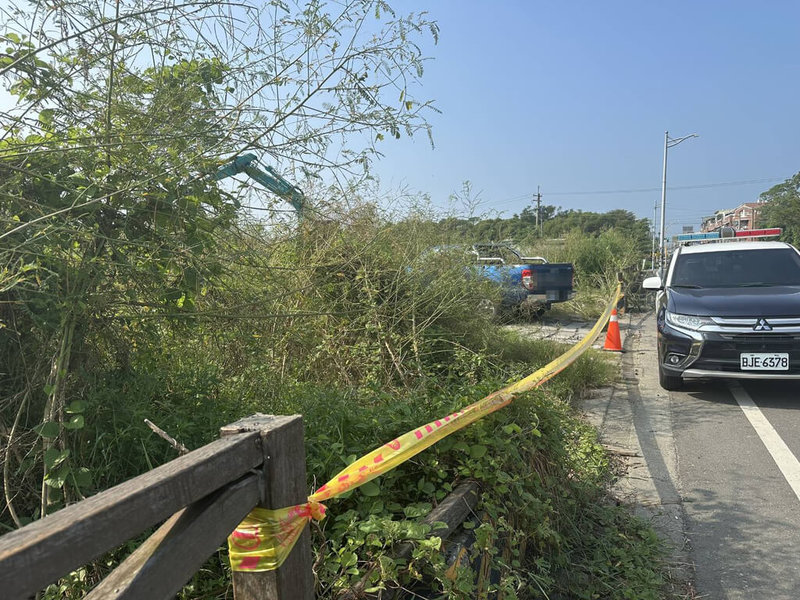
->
[0, 431, 263, 599]
[398, 480, 481, 560]
[222, 414, 314, 600]
[85, 473, 261, 600]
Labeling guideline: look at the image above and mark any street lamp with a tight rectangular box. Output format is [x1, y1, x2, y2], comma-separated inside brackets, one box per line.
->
[659, 130, 698, 276]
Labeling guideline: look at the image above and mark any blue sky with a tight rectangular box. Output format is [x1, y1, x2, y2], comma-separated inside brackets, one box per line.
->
[373, 1, 800, 236]
[2, 1, 797, 237]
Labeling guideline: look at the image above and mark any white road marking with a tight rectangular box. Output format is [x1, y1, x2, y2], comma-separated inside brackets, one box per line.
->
[729, 381, 800, 503]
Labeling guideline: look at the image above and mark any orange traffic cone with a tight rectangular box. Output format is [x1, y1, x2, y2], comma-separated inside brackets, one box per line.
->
[603, 308, 623, 352]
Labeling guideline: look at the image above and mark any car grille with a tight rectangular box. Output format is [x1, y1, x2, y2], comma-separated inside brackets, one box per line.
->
[693, 334, 800, 373]
[710, 316, 800, 334]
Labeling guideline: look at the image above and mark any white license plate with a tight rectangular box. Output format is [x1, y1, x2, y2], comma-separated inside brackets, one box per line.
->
[740, 353, 789, 370]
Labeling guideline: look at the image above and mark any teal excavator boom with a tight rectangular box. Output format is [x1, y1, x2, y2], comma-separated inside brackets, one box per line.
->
[215, 153, 305, 218]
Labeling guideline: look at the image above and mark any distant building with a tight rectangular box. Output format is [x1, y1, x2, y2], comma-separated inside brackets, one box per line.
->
[700, 201, 766, 233]
[682, 225, 694, 234]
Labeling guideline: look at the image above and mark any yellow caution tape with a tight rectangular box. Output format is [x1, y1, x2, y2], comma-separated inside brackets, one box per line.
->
[229, 501, 326, 571]
[228, 285, 621, 571]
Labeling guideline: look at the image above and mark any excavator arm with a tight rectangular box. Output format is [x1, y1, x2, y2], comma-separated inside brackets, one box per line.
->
[215, 153, 305, 217]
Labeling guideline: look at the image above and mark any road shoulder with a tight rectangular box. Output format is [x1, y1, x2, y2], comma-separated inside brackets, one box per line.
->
[578, 311, 695, 596]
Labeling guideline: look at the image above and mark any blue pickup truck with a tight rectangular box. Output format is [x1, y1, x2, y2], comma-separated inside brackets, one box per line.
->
[468, 243, 574, 318]
[422, 243, 574, 318]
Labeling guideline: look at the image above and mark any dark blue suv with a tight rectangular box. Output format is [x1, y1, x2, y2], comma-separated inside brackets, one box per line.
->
[643, 241, 800, 390]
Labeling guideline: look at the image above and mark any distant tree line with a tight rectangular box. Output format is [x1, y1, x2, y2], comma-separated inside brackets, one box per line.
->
[434, 205, 652, 253]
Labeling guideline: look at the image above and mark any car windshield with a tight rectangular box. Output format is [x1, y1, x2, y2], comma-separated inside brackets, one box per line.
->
[671, 248, 800, 288]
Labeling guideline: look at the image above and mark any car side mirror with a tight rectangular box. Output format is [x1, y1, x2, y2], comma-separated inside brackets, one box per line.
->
[642, 275, 663, 290]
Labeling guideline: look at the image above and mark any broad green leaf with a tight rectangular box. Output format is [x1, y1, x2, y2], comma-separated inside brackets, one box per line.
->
[44, 447, 70, 470]
[66, 400, 87, 414]
[73, 467, 92, 488]
[46, 486, 63, 504]
[63, 414, 85, 430]
[358, 520, 382, 534]
[45, 464, 71, 488]
[339, 551, 357, 568]
[470, 444, 488, 459]
[405, 522, 428, 539]
[403, 502, 431, 518]
[418, 536, 441, 551]
[45, 474, 66, 488]
[35, 422, 60, 438]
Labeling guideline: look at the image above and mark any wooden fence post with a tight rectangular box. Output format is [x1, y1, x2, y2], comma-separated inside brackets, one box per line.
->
[221, 414, 314, 600]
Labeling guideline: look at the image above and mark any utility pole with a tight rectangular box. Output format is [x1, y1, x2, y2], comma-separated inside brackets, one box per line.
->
[659, 130, 698, 276]
[659, 132, 669, 274]
[536, 186, 542, 236]
[651, 199, 657, 270]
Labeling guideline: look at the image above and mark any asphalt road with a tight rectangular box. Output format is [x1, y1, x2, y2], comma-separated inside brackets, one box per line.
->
[632, 313, 800, 599]
[671, 382, 800, 597]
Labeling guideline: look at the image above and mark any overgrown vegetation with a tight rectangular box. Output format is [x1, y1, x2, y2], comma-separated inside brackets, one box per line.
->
[1, 1, 675, 598]
[4, 204, 670, 599]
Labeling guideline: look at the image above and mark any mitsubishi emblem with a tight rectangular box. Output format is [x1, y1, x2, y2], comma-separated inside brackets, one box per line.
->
[753, 318, 773, 332]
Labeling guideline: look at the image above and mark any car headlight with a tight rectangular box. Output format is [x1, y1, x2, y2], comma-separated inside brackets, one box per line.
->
[665, 311, 714, 331]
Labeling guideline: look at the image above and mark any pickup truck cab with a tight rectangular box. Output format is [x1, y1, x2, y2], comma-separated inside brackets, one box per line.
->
[642, 238, 800, 390]
[468, 243, 574, 317]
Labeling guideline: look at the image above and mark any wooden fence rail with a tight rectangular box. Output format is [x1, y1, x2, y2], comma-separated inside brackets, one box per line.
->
[0, 414, 313, 600]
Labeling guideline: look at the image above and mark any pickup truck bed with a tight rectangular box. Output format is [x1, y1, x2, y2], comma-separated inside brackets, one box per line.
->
[479, 262, 573, 308]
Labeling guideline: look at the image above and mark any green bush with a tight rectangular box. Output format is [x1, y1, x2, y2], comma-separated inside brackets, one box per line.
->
[544, 228, 645, 319]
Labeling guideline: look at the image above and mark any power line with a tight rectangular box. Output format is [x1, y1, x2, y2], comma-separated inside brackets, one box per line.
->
[543, 177, 782, 196]
[490, 177, 783, 208]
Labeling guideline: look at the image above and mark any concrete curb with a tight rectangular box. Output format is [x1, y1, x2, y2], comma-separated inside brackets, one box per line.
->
[578, 311, 695, 595]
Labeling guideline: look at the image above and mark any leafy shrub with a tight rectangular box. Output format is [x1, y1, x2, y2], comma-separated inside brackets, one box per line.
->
[545, 228, 646, 319]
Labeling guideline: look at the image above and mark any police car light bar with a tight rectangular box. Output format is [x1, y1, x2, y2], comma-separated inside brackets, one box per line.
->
[732, 227, 782, 238]
[674, 227, 782, 244]
[674, 231, 721, 242]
